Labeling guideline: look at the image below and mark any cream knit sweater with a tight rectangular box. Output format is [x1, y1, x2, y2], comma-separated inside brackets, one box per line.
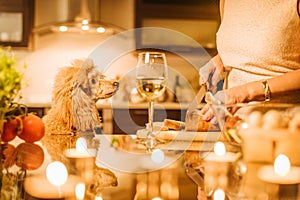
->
[217, 0, 300, 89]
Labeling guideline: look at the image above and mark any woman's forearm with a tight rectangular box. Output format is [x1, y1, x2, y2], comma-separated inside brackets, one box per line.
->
[268, 69, 300, 93]
[226, 69, 300, 104]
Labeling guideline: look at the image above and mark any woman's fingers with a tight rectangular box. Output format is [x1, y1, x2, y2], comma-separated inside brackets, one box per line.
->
[200, 104, 214, 121]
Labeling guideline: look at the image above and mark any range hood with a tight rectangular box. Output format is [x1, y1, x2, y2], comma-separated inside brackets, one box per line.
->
[32, 0, 124, 48]
[19, 0, 126, 106]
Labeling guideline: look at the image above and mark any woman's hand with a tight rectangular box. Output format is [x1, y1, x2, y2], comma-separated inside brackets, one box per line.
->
[199, 85, 253, 121]
[199, 54, 224, 92]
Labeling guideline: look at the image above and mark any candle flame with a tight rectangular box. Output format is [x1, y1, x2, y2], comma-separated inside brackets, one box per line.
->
[82, 19, 89, 25]
[145, 52, 150, 64]
[59, 25, 68, 32]
[46, 161, 68, 187]
[81, 25, 89, 31]
[214, 142, 226, 156]
[213, 189, 225, 200]
[76, 137, 87, 153]
[274, 154, 291, 177]
[75, 182, 86, 200]
[97, 27, 106, 33]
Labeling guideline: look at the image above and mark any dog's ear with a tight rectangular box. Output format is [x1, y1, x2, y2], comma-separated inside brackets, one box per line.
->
[75, 59, 95, 96]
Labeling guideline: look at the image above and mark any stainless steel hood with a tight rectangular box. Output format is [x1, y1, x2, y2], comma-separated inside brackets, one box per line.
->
[32, 0, 124, 50]
[19, 0, 126, 105]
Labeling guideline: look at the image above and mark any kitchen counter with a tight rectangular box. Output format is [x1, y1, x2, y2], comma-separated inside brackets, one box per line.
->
[20, 97, 52, 108]
[20, 97, 198, 110]
[19, 98, 52, 117]
[19, 98, 197, 133]
[96, 99, 194, 110]
[97, 99, 203, 134]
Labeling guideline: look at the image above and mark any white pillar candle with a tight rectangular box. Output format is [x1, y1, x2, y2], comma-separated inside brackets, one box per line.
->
[64, 137, 97, 183]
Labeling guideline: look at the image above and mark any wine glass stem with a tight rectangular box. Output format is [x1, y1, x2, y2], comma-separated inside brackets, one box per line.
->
[148, 100, 154, 137]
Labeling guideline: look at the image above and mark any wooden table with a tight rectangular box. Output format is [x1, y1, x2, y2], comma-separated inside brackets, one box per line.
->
[23, 134, 300, 200]
[97, 135, 300, 200]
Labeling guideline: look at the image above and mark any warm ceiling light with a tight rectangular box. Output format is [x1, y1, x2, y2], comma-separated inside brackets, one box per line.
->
[96, 27, 106, 33]
[59, 25, 68, 32]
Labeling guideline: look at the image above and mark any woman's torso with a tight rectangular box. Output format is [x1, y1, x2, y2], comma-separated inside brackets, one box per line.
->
[217, 0, 300, 88]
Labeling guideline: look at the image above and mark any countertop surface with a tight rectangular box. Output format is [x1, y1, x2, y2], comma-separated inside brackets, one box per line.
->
[20, 98, 198, 110]
[96, 99, 193, 110]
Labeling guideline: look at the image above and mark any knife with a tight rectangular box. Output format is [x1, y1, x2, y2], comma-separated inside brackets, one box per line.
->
[186, 166, 204, 188]
[187, 84, 207, 112]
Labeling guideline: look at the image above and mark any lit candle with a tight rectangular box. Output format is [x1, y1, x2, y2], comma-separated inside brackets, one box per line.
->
[274, 154, 291, 177]
[46, 161, 68, 197]
[64, 137, 96, 184]
[205, 142, 239, 163]
[258, 154, 300, 184]
[95, 195, 103, 200]
[204, 142, 240, 191]
[213, 189, 225, 200]
[46, 161, 68, 187]
[65, 137, 97, 158]
[75, 182, 86, 200]
[24, 173, 82, 199]
[214, 142, 226, 156]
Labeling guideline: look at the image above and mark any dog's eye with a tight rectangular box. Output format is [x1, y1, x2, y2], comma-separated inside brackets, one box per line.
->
[91, 79, 96, 84]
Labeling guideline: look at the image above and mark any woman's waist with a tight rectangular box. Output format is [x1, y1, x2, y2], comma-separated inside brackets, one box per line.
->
[226, 68, 274, 88]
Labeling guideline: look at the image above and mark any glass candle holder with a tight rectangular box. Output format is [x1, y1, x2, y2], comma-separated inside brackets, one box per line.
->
[64, 137, 98, 184]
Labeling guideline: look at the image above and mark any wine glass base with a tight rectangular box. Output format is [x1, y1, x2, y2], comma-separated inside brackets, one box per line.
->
[137, 135, 165, 152]
[142, 137, 157, 152]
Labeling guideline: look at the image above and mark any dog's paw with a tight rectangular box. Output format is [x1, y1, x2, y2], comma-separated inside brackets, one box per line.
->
[85, 166, 118, 197]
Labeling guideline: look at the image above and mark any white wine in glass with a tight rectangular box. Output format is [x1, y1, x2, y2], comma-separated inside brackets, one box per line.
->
[136, 78, 165, 100]
[136, 52, 168, 151]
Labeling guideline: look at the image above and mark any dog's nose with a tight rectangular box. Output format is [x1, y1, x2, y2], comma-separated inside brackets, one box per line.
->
[113, 82, 119, 88]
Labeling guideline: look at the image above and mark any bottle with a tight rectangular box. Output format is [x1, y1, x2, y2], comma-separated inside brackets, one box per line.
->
[173, 75, 181, 102]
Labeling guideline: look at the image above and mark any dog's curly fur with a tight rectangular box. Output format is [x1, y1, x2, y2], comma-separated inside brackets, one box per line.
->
[41, 59, 119, 189]
[43, 59, 118, 136]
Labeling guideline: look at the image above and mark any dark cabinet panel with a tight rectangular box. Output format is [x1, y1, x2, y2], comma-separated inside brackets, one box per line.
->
[112, 108, 187, 134]
[135, 0, 220, 51]
[27, 107, 48, 118]
[0, 0, 34, 48]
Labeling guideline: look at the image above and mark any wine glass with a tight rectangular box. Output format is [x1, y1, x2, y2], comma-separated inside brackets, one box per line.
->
[135, 52, 168, 151]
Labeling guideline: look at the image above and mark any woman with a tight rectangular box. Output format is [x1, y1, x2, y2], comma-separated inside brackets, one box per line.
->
[199, 0, 300, 121]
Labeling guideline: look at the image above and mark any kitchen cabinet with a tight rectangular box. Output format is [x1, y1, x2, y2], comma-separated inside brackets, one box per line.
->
[112, 108, 187, 134]
[0, 0, 34, 48]
[27, 107, 50, 118]
[98, 102, 190, 134]
[135, 0, 220, 52]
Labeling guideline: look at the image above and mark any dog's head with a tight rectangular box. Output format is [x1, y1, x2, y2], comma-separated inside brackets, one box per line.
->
[45, 59, 118, 135]
[74, 59, 119, 101]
